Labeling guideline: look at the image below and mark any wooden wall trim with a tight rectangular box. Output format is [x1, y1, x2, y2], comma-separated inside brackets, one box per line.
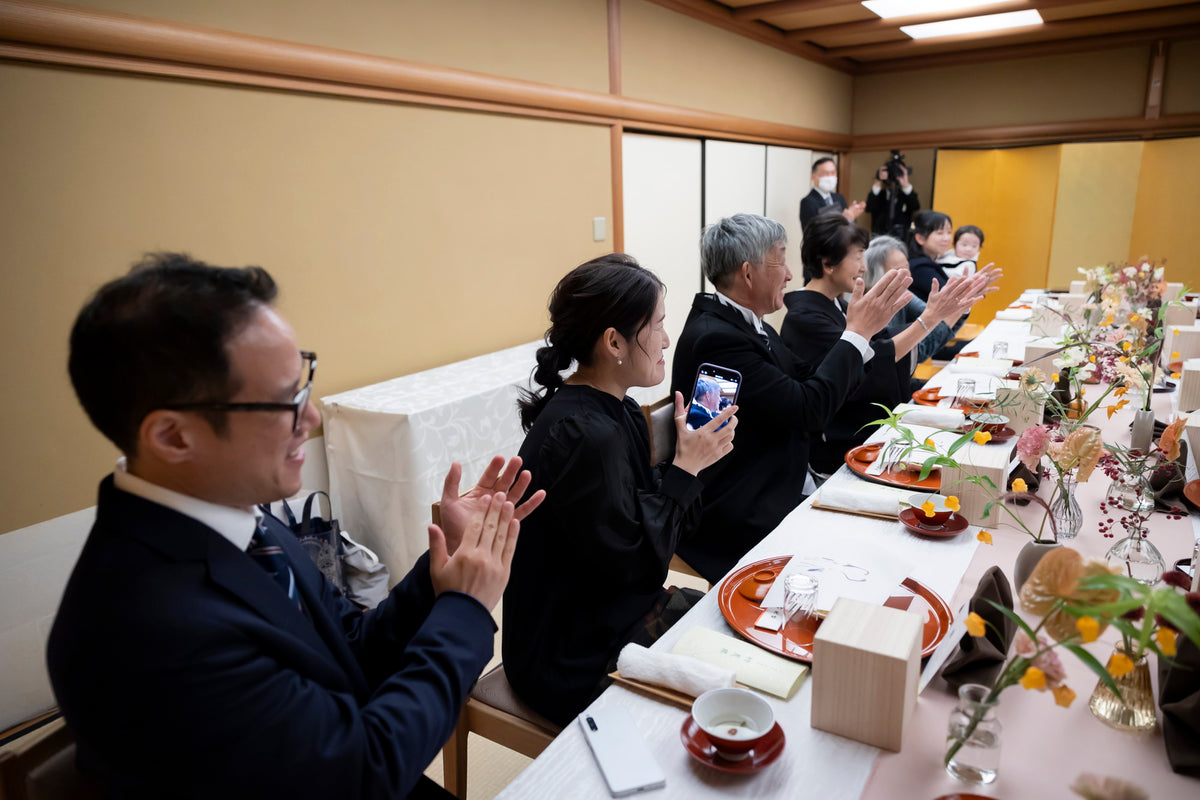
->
[0, 0, 851, 149]
[852, 113, 1200, 151]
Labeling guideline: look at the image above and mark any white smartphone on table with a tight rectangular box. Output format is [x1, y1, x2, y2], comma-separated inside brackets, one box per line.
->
[578, 707, 666, 797]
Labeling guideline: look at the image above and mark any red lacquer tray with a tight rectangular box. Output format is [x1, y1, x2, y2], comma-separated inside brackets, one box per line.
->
[717, 556, 954, 663]
[846, 442, 941, 491]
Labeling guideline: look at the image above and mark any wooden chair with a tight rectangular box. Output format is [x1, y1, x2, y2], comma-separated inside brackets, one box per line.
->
[0, 716, 101, 800]
[638, 399, 706, 582]
[441, 664, 561, 799]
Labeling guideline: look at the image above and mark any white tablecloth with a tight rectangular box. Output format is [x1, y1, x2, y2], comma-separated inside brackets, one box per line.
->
[320, 341, 541, 581]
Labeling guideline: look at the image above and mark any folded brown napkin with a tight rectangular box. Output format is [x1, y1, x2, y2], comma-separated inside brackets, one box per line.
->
[1150, 441, 1189, 513]
[939, 567, 1016, 691]
[1159, 635, 1200, 777]
[1007, 461, 1041, 506]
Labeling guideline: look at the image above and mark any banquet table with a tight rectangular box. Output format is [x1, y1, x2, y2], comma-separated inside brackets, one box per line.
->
[495, 308, 1200, 800]
[320, 341, 541, 581]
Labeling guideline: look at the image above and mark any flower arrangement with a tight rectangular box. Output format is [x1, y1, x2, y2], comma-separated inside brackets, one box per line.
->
[946, 547, 1200, 772]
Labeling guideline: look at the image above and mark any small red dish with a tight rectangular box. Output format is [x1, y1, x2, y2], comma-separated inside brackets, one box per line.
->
[899, 506, 969, 538]
[738, 568, 779, 602]
[1183, 479, 1200, 512]
[680, 715, 785, 774]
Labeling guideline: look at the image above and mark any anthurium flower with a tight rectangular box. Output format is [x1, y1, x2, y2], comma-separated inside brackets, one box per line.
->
[976, 530, 993, 545]
[965, 612, 986, 637]
[921, 500, 936, 518]
[1076, 616, 1100, 643]
[1020, 666, 1046, 690]
[1158, 415, 1187, 462]
[1107, 652, 1134, 678]
[973, 430, 992, 445]
[1156, 627, 1177, 657]
[1051, 685, 1076, 708]
[1011, 477, 1028, 493]
[945, 496, 960, 512]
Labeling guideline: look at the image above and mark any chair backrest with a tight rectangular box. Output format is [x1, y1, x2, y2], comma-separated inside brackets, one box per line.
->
[641, 398, 676, 466]
[0, 719, 101, 800]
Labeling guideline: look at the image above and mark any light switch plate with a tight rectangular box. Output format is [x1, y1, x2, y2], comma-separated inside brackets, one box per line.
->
[592, 217, 606, 242]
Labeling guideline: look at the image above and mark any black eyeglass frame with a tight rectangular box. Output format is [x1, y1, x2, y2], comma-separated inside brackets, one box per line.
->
[161, 351, 317, 433]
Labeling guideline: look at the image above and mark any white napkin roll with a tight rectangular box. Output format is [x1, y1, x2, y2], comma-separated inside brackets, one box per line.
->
[995, 308, 1032, 321]
[893, 402, 965, 430]
[818, 485, 902, 517]
[945, 358, 1011, 377]
[616, 643, 735, 698]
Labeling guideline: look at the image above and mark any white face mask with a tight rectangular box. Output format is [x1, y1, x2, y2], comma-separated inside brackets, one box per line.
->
[817, 175, 838, 194]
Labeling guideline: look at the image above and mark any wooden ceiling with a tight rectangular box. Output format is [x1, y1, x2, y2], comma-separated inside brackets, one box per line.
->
[646, 0, 1200, 73]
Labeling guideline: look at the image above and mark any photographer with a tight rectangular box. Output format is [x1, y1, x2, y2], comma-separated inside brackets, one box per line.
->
[865, 150, 920, 239]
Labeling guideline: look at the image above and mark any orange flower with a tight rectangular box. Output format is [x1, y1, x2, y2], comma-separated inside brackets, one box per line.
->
[1011, 477, 1028, 493]
[921, 500, 936, 518]
[976, 530, 993, 545]
[973, 430, 992, 445]
[1051, 373, 1060, 382]
[945, 496, 961, 512]
[924, 437, 935, 448]
[965, 612, 986, 637]
[1107, 652, 1134, 678]
[1076, 616, 1100, 643]
[1158, 415, 1188, 462]
[1052, 685, 1076, 708]
[1121, 341, 1131, 351]
[1105, 398, 1129, 419]
[1173, 372, 1182, 379]
[1020, 666, 1047, 690]
[1114, 385, 1128, 397]
[1172, 350, 1182, 360]
[1157, 627, 1177, 657]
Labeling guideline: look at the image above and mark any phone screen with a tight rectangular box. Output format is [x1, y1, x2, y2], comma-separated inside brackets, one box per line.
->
[686, 363, 741, 431]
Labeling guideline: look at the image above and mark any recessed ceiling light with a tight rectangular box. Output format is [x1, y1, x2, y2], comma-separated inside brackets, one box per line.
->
[862, 0, 1018, 19]
[902, 9, 1043, 39]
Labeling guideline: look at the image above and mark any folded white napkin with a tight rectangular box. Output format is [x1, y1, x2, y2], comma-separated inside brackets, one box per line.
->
[893, 402, 965, 430]
[946, 357, 1011, 377]
[817, 484, 903, 517]
[616, 643, 736, 698]
[995, 308, 1032, 321]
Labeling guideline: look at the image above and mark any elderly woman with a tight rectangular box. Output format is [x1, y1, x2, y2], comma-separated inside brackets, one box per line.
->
[669, 214, 913, 581]
[504, 254, 738, 725]
[865, 235, 963, 368]
[781, 215, 989, 473]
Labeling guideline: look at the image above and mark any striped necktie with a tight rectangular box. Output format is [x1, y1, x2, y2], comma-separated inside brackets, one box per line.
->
[248, 523, 304, 614]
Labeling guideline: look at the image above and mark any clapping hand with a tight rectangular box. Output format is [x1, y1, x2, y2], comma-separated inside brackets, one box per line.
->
[436, 457, 545, 556]
[429, 491, 517, 610]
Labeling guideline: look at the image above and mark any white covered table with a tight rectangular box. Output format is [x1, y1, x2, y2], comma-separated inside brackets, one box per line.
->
[320, 341, 540, 581]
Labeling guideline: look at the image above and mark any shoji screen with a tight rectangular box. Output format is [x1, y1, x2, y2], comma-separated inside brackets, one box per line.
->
[622, 132, 702, 404]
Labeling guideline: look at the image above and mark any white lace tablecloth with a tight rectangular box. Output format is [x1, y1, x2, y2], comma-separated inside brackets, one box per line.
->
[320, 341, 540, 581]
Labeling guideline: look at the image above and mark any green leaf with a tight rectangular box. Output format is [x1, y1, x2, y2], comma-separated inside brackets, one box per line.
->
[1060, 642, 1121, 697]
[984, 599, 1038, 640]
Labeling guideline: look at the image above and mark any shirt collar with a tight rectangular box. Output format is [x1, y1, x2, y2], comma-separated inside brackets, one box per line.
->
[814, 186, 832, 201]
[714, 290, 766, 337]
[112, 458, 259, 551]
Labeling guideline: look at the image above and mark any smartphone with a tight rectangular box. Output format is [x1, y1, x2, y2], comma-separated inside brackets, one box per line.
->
[578, 708, 666, 797]
[686, 363, 742, 431]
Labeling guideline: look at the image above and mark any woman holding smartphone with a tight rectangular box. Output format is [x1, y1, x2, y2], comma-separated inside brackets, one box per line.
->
[504, 254, 737, 726]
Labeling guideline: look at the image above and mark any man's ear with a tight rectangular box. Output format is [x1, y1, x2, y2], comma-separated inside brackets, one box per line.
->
[739, 261, 754, 288]
[138, 410, 198, 465]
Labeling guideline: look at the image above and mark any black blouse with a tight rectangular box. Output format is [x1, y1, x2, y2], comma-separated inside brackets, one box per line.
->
[502, 384, 703, 725]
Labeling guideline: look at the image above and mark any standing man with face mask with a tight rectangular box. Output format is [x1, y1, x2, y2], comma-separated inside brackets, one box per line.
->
[799, 157, 866, 232]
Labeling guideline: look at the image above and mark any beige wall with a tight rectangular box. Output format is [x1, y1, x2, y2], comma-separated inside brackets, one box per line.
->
[621, 0, 853, 133]
[0, 63, 611, 533]
[63, 0, 611, 93]
[852, 47, 1153, 135]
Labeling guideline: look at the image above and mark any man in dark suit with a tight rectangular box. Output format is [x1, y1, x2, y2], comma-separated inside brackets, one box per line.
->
[47, 254, 543, 799]
[799, 157, 866, 231]
[670, 215, 911, 582]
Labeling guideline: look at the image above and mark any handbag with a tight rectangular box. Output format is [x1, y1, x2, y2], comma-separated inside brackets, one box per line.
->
[260, 492, 391, 609]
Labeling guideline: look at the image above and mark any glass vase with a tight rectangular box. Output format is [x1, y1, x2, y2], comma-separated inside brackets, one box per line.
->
[1130, 408, 1155, 453]
[1088, 645, 1157, 735]
[1105, 473, 1155, 515]
[1104, 534, 1166, 586]
[944, 683, 1002, 785]
[1049, 475, 1082, 541]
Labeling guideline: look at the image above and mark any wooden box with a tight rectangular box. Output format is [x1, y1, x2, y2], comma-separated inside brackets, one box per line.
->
[1069, 280, 1087, 295]
[1165, 325, 1200, 363]
[940, 435, 1015, 528]
[1186, 414, 1200, 476]
[1166, 282, 1185, 301]
[1029, 306, 1062, 338]
[994, 380, 1046, 436]
[811, 598, 923, 752]
[1164, 301, 1198, 329]
[1024, 337, 1062, 369]
[1179, 361, 1200, 414]
[1058, 294, 1088, 326]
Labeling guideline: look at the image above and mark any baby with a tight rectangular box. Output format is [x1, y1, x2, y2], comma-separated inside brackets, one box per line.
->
[938, 225, 984, 279]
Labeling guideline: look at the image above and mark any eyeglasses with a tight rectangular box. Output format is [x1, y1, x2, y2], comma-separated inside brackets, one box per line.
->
[162, 351, 317, 433]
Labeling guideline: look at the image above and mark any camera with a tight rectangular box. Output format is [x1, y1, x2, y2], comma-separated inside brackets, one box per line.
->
[881, 149, 911, 184]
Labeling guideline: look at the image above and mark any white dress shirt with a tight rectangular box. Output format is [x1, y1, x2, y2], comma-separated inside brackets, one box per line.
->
[113, 458, 259, 551]
[715, 290, 872, 363]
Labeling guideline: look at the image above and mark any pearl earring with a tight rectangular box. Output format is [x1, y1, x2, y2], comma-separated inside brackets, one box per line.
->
[617, 359, 623, 366]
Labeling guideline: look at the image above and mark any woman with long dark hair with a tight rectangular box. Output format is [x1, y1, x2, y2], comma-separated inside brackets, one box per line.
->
[504, 254, 737, 725]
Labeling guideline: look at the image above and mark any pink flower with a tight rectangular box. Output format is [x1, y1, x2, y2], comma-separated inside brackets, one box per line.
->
[1013, 631, 1067, 687]
[1014, 630, 1036, 658]
[1017, 425, 1051, 471]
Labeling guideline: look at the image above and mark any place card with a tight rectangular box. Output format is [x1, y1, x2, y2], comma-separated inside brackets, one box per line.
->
[758, 536, 915, 614]
[671, 627, 808, 700]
